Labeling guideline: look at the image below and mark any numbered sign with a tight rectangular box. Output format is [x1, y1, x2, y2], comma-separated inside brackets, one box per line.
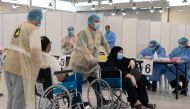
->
[142, 60, 153, 75]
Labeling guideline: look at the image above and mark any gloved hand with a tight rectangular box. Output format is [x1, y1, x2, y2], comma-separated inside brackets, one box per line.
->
[131, 75, 137, 88]
[138, 55, 143, 59]
[128, 60, 136, 69]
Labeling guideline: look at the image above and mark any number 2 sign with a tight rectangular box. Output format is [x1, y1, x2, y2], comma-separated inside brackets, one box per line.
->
[142, 60, 153, 75]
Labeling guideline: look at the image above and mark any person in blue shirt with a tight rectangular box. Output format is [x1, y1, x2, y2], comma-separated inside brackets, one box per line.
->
[138, 40, 166, 92]
[104, 25, 116, 49]
[166, 37, 190, 94]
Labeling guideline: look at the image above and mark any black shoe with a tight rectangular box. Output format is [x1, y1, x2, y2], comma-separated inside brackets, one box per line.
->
[151, 87, 157, 92]
[0, 93, 3, 97]
[172, 85, 182, 94]
[180, 88, 188, 95]
[147, 85, 152, 91]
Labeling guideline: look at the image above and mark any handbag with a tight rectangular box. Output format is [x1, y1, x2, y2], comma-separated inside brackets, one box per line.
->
[130, 67, 142, 82]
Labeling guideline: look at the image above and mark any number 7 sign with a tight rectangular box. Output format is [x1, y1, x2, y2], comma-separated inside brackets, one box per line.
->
[142, 60, 153, 75]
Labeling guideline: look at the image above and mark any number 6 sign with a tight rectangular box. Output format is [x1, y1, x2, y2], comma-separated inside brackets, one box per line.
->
[142, 60, 153, 75]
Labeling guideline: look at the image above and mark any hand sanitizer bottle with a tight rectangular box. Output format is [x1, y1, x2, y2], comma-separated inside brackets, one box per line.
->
[153, 51, 158, 59]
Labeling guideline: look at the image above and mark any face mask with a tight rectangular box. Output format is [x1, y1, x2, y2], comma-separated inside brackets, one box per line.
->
[36, 20, 41, 27]
[149, 47, 155, 51]
[94, 23, 100, 30]
[117, 53, 124, 60]
[68, 30, 74, 36]
[178, 44, 184, 49]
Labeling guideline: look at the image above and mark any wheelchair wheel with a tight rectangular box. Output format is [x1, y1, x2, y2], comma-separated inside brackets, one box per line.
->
[87, 79, 113, 109]
[112, 90, 130, 108]
[38, 85, 72, 109]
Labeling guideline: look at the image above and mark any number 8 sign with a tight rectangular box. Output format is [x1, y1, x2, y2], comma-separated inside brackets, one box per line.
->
[142, 60, 153, 75]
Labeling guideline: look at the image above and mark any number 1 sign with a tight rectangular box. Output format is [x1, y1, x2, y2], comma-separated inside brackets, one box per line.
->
[142, 60, 153, 75]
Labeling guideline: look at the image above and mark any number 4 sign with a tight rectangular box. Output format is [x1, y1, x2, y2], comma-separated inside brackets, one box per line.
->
[142, 60, 153, 75]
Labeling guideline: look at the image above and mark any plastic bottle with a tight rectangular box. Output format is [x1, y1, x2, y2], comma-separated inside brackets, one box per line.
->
[153, 51, 158, 59]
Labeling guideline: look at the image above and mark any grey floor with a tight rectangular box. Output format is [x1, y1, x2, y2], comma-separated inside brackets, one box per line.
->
[0, 84, 190, 109]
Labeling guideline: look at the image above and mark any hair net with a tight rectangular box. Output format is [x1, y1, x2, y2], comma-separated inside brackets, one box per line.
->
[178, 37, 189, 43]
[67, 26, 74, 30]
[88, 15, 100, 25]
[27, 9, 43, 21]
[148, 40, 159, 48]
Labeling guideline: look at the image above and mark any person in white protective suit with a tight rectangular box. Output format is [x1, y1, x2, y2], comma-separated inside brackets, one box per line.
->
[69, 14, 110, 106]
[4, 9, 43, 109]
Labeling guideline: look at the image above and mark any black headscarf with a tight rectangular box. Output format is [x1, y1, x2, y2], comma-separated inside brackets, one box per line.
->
[107, 46, 123, 60]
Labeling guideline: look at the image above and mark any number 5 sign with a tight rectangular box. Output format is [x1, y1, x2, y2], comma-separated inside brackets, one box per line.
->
[142, 60, 153, 75]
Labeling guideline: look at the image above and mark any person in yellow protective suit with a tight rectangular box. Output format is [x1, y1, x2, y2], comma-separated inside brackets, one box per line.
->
[4, 9, 43, 109]
[69, 14, 110, 107]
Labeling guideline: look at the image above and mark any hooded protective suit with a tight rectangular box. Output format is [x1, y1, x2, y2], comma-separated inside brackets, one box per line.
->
[70, 27, 110, 80]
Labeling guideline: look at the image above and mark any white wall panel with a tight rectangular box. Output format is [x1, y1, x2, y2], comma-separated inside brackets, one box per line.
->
[103, 16, 123, 46]
[0, 15, 2, 48]
[75, 13, 87, 34]
[185, 25, 190, 39]
[122, 19, 137, 58]
[160, 23, 170, 55]
[16, 13, 27, 26]
[45, 12, 62, 55]
[61, 12, 76, 39]
[170, 24, 179, 51]
[2, 14, 16, 48]
[150, 22, 161, 43]
[136, 20, 150, 55]
[178, 24, 186, 37]
[39, 13, 46, 35]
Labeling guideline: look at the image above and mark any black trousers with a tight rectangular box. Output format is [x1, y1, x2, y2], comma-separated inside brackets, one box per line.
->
[122, 75, 149, 107]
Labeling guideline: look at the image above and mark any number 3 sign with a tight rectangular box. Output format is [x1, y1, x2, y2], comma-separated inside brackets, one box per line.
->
[142, 60, 153, 75]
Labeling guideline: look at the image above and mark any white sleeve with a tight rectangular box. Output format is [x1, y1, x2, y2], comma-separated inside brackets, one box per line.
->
[29, 29, 43, 65]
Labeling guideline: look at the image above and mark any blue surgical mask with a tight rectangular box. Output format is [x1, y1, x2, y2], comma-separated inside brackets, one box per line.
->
[94, 23, 100, 30]
[178, 44, 184, 49]
[68, 30, 74, 36]
[117, 53, 124, 60]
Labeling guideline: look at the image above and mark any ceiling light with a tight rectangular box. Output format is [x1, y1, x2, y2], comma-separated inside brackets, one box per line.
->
[12, 3, 20, 9]
[91, 5, 95, 10]
[132, 3, 137, 10]
[178, 9, 183, 12]
[150, 7, 155, 13]
[122, 12, 126, 16]
[109, 0, 113, 5]
[159, 9, 163, 13]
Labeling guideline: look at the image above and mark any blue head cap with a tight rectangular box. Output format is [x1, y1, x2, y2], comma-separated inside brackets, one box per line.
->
[88, 15, 100, 25]
[67, 26, 74, 30]
[148, 40, 158, 48]
[178, 37, 189, 43]
[27, 9, 43, 22]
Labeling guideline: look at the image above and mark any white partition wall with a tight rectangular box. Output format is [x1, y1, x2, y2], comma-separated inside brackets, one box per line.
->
[160, 23, 170, 55]
[0, 15, 2, 48]
[103, 16, 123, 46]
[2, 14, 16, 48]
[179, 24, 186, 37]
[45, 12, 62, 55]
[185, 25, 190, 38]
[61, 12, 76, 38]
[75, 13, 87, 34]
[39, 13, 46, 35]
[136, 20, 150, 54]
[150, 22, 161, 43]
[170, 24, 179, 51]
[122, 18, 137, 58]
[15, 13, 27, 26]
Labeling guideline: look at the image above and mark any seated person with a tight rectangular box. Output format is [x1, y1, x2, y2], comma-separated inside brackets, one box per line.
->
[104, 46, 156, 109]
[165, 37, 190, 94]
[41, 36, 83, 102]
[138, 40, 166, 92]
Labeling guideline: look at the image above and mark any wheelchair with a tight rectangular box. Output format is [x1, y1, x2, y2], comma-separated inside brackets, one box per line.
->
[35, 68, 84, 109]
[87, 64, 130, 109]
